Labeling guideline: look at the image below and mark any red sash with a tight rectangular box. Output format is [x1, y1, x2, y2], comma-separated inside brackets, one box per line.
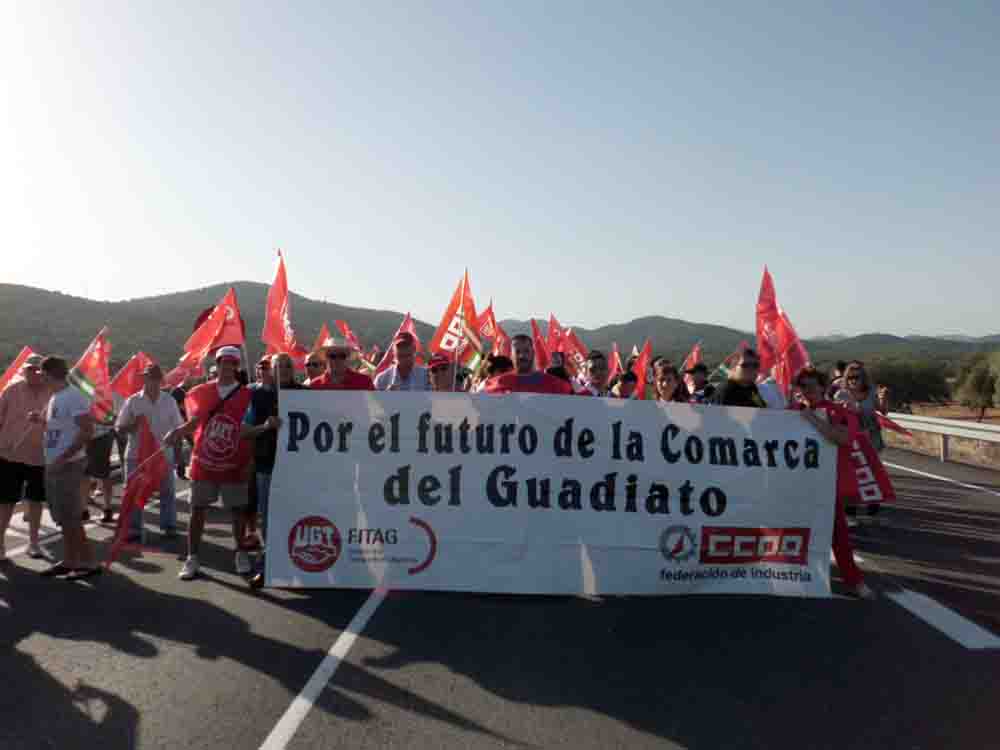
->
[186, 383, 253, 483]
[815, 401, 896, 506]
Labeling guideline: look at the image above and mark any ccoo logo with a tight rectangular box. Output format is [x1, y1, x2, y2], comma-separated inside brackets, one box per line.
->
[288, 516, 342, 573]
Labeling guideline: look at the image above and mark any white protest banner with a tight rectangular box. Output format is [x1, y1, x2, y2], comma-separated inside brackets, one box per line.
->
[266, 392, 837, 597]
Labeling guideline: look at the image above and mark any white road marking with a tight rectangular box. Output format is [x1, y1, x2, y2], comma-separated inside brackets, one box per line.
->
[886, 588, 1000, 649]
[884, 462, 1000, 498]
[259, 587, 388, 750]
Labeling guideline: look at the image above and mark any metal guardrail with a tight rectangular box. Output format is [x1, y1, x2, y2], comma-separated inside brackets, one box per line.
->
[887, 412, 1000, 462]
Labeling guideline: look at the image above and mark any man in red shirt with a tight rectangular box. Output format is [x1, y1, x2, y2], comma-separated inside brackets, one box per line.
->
[309, 338, 375, 391]
[484, 335, 574, 395]
[165, 347, 265, 581]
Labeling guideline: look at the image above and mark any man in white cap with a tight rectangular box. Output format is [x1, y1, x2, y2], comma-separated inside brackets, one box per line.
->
[165, 346, 261, 580]
[308, 337, 375, 391]
[0, 353, 52, 561]
[116, 362, 184, 542]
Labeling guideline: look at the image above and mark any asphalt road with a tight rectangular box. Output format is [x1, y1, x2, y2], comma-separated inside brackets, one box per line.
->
[2, 448, 999, 750]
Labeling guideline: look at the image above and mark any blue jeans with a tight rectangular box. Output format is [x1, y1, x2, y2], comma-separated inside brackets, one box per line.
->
[126, 457, 177, 534]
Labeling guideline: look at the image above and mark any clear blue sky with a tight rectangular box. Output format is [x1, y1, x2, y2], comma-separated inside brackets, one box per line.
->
[3, 2, 998, 337]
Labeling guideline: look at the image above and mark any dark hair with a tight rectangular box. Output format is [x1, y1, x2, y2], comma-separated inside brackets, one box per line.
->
[40, 356, 69, 380]
[653, 361, 687, 402]
[511, 334, 533, 348]
[486, 355, 514, 376]
[834, 360, 848, 372]
[621, 371, 638, 384]
[794, 366, 828, 388]
[546, 366, 571, 383]
[740, 348, 760, 362]
[586, 350, 606, 362]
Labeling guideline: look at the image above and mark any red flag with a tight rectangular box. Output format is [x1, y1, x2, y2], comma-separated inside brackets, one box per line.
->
[312, 323, 332, 353]
[631, 340, 653, 400]
[375, 313, 423, 376]
[608, 343, 623, 382]
[756, 267, 780, 377]
[547, 315, 566, 357]
[262, 250, 301, 355]
[561, 329, 589, 378]
[755, 268, 810, 396]
[681, 342, 703, 372]
[0, 346, 35, 393]
[478, 301, 497, 339]
[70, 328, 115, 425]
[530, 319, 551, 370]
[105, 416, 168, 568]
[493, 321, 512, 358]
[334, 320, 362, 351]
[182, 288, 246, 364]
[772, 310, 811, 397]
[111, 352, 155, 400]
[429, 272, 478, 365]
[877, 413, 912, 438]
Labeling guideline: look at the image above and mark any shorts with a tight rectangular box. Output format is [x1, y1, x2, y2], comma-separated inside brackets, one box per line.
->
[191, 480, 249, 510]
[45, 459, 86, 527]
[0, 457, 46, 503]
[85, 432, 115, 479]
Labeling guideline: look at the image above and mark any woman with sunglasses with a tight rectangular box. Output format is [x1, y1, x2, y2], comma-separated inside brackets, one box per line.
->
[834, 361, 885, 523]
[791, 367, 874, 599]
[303, 351, 327, 386]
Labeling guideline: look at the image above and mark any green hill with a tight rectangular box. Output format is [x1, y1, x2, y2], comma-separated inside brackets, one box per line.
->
[0, 282, 994, 375]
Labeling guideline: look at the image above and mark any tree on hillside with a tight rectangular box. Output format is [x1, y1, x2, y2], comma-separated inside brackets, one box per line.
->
[953, 352, 998, 421]
[868, 360, 950, 411]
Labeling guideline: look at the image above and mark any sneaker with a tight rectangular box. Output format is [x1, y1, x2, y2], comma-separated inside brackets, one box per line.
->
[40, 561, 73, 577]
[27, 543, 49, 560]
[235, 550, 252, 575]
[248, 571, 265, 590]
[178, 556, 200, 580]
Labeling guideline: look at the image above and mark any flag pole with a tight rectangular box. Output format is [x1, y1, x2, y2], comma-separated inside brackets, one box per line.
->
[452, 271, 467, 392]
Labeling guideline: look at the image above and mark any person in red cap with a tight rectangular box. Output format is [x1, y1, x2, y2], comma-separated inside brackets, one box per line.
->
[483, 335, 574, 395]
[427, 354, 454, 392]
[165, 346, 260, 580]
[309, 338, 374, 391]
[373, 332, 428, 391]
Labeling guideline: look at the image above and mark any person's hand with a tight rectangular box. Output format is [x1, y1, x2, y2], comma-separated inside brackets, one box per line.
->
[27, 410, 43, 424]
[265, 416, 282, 431]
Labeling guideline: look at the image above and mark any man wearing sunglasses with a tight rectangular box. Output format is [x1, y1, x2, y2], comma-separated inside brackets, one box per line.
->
[308, 338, 374, 391]
[303, 351, 326, 386]
[710, 348, 768, 408]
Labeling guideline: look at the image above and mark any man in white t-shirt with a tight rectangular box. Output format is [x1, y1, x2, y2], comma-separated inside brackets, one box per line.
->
[373, 333, 429, 391]
[116, 363, 184, 541]
[30, 356, 99, 579]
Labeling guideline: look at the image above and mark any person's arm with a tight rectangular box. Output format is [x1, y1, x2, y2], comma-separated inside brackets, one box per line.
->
[164, 415, 199, 446]
[240, 416, 281, 439]
[115, 397, 139, 434]
[52, 412, 94, 466]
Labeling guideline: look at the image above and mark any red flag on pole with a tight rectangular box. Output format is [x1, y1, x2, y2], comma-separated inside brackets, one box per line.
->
[478, 301, 497, 339]
[530, 319, 551, 370]
[877, 413, 912, 437]
[561, 329, 589, 378]
[429, 271, 478, 365]
[334, 320, 362, 351]
[111, 352, 155, 400]
[70, 328, 115, 425]
[547, 315, 566, 358]
[681, 342, 703, 372]
[262, 250, 303, 356]
[0, 346, 35, 393]
[608, 343, 623, 382]
[631, 340, 653, 400]
[182, 288, 246, 365]
[493, 321, 512, 358]
[756, 268, 810, 396]
[772, 310, 811, 397]
[105, 416, 168, 568]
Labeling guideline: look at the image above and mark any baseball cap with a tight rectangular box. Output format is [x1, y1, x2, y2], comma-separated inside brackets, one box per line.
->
[215, 346, 242, 362]
[323, 336, 351, 352]
[684, 362, 709, 375]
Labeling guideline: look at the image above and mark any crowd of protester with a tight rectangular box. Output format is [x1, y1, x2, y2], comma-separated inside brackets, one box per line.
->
[0, 332, 889, 597]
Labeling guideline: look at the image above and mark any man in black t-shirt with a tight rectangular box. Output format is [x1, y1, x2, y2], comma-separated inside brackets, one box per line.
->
[710, 349, 767, 408]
